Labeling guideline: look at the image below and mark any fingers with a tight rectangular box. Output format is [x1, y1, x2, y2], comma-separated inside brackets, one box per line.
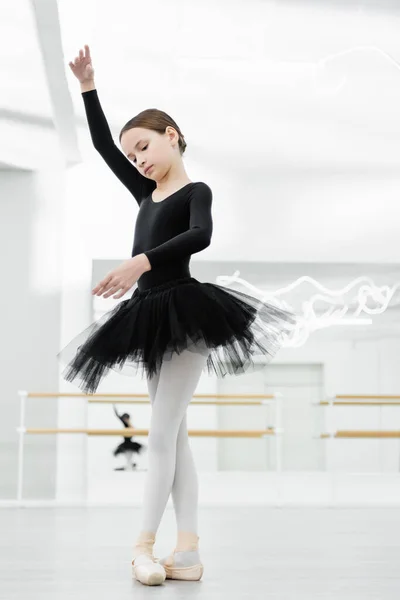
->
[69, 45, 90, 69]
[104, 283, 130, 299]
[92, 276, 130, 299]
[102, 284, 120, 299]
[92, 274, 113, 295]
[92, 267, 134, 299]
[112, 288, 129, 300]
[94, 283, 130, 299]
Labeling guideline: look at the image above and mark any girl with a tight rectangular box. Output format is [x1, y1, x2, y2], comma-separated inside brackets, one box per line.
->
[112, 405, 144, 470]
[61, 44, 296, 586]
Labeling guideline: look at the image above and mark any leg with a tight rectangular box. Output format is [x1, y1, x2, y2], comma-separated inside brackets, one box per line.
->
[141, 348, 207, 533]
[145, 346, 208, 580]
[147, 365, 199, 535]
[132, 348, 207, 584]
[124, 450, 134, 470]
[158, 411, 204, 580]
[171, 413, 199, 532]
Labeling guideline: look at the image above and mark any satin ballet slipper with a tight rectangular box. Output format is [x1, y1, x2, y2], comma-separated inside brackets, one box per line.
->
[157, 531, 204, 581]
[131, 531, 166, 586]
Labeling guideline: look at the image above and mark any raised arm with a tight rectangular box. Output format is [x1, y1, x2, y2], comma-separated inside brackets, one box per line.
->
[113, 404, 125, 425]
[68, 45, 154, 206]
[143, 183, 213, 268]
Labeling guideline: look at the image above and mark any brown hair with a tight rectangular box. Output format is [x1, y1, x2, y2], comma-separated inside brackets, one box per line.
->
[119, 108, 187, 155]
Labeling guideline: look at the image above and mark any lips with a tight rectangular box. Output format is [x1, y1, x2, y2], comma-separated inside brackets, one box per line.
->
[145, 165, 154, 175]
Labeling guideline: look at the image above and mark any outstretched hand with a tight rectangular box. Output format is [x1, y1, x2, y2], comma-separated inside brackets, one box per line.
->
[92, 254, 151, 299]
[68, 44, 94, 83]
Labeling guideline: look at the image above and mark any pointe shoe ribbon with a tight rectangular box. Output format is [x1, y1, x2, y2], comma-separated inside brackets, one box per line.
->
[132, 530, 156, 562]
[176, 531, 199, 551]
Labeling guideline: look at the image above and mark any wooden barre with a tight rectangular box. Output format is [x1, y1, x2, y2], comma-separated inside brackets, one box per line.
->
[319, 401, 400, 406]
[335, 395, 400, 400]
[87, 399, 267, 406]
[321, 431, 400, 438]
[24, 428, 275, 438]
[23, 392, 275, 400]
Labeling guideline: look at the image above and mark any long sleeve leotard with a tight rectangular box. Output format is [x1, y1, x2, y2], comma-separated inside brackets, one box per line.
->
[81, 89, 213, 290]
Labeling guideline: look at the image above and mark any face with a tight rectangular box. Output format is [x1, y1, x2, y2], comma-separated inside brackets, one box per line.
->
[120, 126, 180, 180]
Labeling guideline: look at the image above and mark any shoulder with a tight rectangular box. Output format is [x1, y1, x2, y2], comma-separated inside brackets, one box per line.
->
[189, 181, 213, 200]
[191, 181, 211, 192]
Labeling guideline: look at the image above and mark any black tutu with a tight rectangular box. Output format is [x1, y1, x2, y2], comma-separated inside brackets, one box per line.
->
[113, 439, 144, 457]
[58, 276, 297, 394]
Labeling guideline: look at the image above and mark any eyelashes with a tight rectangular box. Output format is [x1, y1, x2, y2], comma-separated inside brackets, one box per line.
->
[132, 145, 148, 163]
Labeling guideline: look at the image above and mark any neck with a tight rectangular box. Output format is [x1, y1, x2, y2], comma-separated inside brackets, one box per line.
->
[155, 164, 190, 191]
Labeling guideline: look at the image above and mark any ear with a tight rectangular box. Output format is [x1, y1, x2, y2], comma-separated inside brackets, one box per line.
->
[165, 126, 179, 144]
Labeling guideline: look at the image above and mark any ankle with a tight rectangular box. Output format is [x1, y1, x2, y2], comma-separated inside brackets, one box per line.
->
[175, 531, 199, 552]
[133, 530, 156, 560]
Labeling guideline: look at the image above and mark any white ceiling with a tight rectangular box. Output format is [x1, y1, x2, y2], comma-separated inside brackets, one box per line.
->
[2, 0, 400, 263]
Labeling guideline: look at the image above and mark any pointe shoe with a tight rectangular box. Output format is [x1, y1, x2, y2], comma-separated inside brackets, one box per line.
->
[131, 531, 166, 586]
[156, 532, 204, 581]
[157, 551, 204, 581]
[132, 560, 166, 586]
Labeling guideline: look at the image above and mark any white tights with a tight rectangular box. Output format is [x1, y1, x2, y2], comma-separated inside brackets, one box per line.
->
[141, 344, 209, 536]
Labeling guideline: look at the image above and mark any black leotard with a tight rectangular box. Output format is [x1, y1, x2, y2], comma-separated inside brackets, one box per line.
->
[81, 89, 213, 291]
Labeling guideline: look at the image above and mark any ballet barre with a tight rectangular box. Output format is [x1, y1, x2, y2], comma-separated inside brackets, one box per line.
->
[88, 399, 268, 406]
[334, 395, 400, 400]
[25, 391, 275, 403]
[318, 394, 400, 406]
[19, 428, 275, 437]
[315, 394, 400, 472]
[16, 390, 283, 502]
[320, 431, 400, 438]
[319, 401, 400, 406]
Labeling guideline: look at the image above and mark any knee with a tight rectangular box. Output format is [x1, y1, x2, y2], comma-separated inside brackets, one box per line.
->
[177, 423, 190, 449]
[148, 427, 177, 455]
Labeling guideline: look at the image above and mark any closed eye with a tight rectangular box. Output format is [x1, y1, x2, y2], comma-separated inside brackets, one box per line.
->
[132, 145, 148, 163]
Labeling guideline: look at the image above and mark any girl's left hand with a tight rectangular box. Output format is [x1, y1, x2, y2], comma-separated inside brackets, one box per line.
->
[92, 254, 151, 299]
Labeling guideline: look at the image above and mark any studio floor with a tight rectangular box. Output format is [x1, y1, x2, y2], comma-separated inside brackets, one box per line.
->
[1, 505, 400, 599]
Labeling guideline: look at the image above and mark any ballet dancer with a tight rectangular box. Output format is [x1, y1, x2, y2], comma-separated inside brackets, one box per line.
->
[112, 405, 144, 470]
[60, 44, 296, 586]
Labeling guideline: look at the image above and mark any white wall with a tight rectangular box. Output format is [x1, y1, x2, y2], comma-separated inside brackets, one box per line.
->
[0, 168, 64, 499]
[276, 336, 400, 472]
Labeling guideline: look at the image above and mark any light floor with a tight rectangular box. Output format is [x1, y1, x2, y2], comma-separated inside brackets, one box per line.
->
[1, 506, 399, 599]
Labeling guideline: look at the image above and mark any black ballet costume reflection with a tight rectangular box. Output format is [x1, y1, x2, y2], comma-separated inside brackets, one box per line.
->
[57, 89, 297, 394]
[112, 405, 144, 468]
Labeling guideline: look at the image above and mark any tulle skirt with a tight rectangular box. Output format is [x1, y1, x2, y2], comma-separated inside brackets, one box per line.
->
[113, 439, 144, 456]
[58, 276, 297, 394]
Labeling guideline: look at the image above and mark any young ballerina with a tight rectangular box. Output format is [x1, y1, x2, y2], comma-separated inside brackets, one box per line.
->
[112, 405, 144, 470]
[61, 44, 296, 586]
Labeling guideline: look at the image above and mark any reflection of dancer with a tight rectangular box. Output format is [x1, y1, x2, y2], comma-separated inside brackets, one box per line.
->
[113, 405, 144, 471]
[63, 45, 297, 587]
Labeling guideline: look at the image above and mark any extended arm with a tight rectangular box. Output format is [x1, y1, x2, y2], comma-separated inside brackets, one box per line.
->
[113, 404, 125, 425]
[81, 87, 154, 206]
[143, 183, 213, 268]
